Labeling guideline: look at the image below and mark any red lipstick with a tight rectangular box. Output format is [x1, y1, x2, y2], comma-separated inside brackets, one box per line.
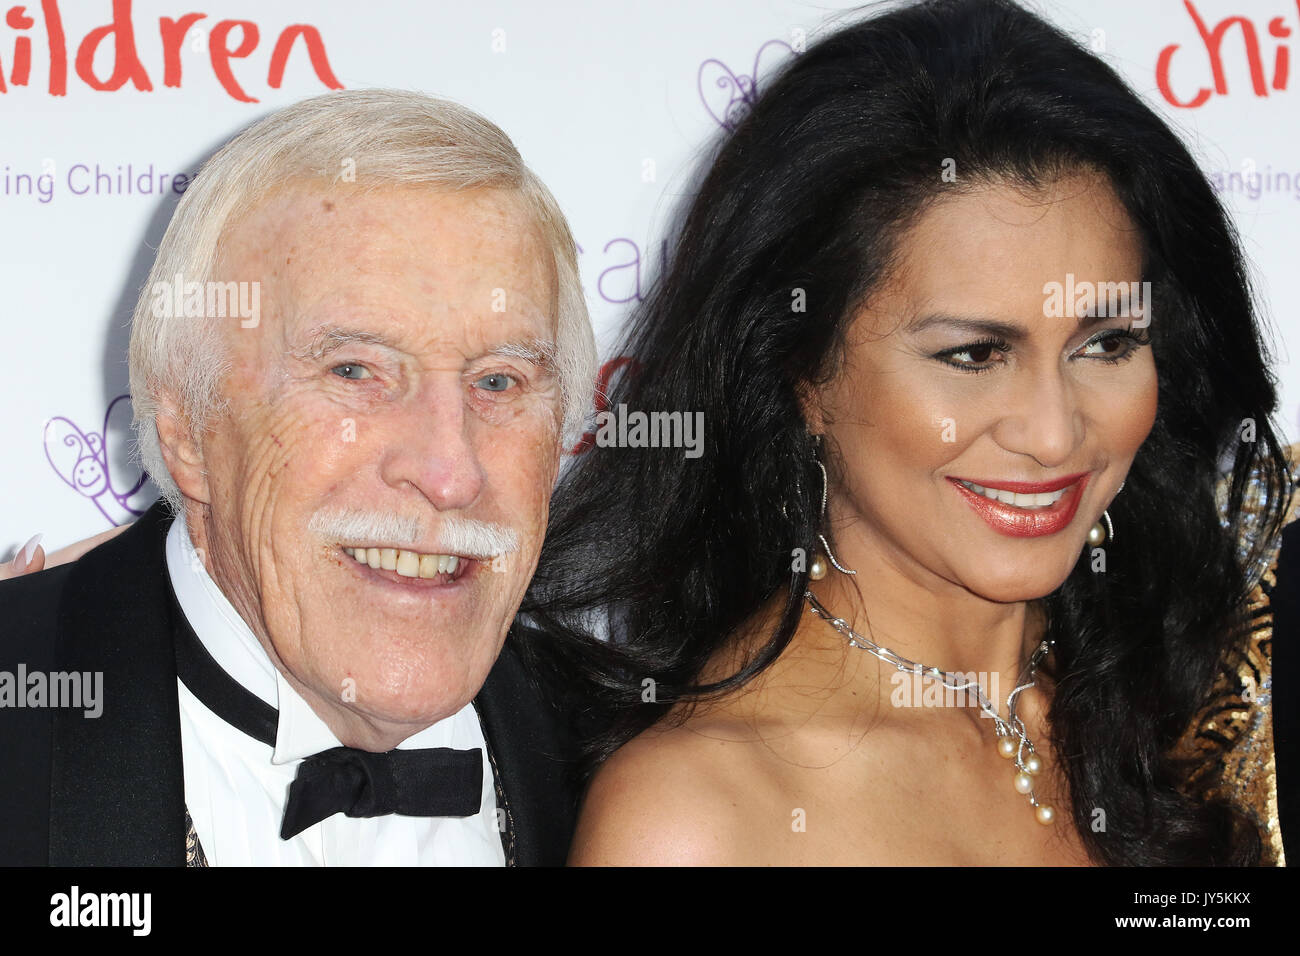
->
[947, 473, 1090, 538]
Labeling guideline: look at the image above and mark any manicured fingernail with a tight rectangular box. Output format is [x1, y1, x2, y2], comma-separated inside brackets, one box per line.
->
[20, 533, 42, 569]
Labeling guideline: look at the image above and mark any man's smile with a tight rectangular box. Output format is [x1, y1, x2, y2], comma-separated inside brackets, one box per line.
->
[338, 544, 477, 589]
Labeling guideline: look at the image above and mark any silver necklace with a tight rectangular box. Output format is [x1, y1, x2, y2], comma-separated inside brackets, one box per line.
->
[805, 589, 1059, 825]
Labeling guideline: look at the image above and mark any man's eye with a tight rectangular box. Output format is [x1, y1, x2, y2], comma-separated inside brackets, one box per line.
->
[475, 373, 516, 392]
[331, 364, 372, 380]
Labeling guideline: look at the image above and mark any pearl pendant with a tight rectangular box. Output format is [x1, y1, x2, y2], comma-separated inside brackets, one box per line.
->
[1024, 753, 1043, 775]
[1087, 521, 1106, 546]
[809, 553, 827, 580]
[1035, 804, 1056, 825]
[1014, 771, 1034, 794]
[997, 737, 1018, 759]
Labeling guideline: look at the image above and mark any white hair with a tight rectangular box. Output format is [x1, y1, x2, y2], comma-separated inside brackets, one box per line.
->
[129, 88, 597, 512]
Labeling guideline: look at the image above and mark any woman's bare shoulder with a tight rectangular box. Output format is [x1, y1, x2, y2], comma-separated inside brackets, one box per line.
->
[567, 712, 772, 866]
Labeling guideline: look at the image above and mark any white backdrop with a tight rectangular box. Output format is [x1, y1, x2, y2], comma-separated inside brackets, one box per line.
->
[3, 0, 1298, 555]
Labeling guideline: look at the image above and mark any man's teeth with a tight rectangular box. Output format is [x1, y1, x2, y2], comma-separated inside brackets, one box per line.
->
[343, 546, 460, 578]
[959, 480, 1068, 508]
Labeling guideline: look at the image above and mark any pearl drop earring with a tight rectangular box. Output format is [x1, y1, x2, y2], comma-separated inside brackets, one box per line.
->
[809, 552, 828, 580]
[1087, 510, 1114, 547]
[1087, 480, 1124, 546]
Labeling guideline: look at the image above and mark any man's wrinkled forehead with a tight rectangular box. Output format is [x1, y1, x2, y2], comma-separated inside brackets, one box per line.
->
[215, 181, 559, 358]
[276, 293, 557, 365]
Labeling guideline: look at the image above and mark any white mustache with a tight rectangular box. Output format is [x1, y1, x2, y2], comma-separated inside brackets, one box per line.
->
[307, 508, 520, 559]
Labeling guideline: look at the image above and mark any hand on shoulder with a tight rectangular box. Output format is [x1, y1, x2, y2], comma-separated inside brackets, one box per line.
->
[1, 525, 128, 581]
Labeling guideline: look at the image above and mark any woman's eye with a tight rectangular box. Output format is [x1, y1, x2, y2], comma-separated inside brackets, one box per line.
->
[953, 344, 996, 364]
[475, 372, 516, 392]
[936, 338, 1008, 370]
[1077, 329, 1146, 360]
[331, 363, 372, 380]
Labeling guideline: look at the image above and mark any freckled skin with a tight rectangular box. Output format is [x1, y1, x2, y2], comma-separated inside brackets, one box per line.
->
[170, 183, 562, 752]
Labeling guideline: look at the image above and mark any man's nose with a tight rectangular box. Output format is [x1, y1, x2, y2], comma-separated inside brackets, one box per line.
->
[378, 382, 486, 511]
[989, 365, 1084, 469]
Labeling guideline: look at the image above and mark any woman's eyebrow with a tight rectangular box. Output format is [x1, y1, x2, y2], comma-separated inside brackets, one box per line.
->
[906, 313, 1025, 340]
[907, 309, 1130, 340]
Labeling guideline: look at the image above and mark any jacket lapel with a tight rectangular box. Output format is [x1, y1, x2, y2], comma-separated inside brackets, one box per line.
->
[473, 626, 580, 867]
[48, 500, 187, 865]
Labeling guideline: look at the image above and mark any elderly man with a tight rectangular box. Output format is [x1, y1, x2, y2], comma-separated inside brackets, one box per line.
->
[0, 89, 597, 866]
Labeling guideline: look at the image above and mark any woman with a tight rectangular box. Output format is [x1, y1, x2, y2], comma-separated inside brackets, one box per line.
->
[526, 0, 1295, 864]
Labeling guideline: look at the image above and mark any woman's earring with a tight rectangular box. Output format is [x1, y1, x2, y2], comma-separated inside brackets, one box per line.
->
[812, 449, 856, 577]
[1087, 510, 1114, 546]
[1087, 480, 1124, 546]
[809, 551, 828, 580]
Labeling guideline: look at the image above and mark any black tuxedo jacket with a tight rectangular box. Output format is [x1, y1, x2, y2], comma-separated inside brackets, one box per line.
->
[0, 500, 579, 866]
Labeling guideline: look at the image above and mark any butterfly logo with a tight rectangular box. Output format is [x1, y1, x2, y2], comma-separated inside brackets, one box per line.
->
[698, 39, 795, 131]
[44, 394, 154, 526]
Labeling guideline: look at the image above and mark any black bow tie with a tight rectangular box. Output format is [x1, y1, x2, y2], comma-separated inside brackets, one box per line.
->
[278, 745, 482, 839]
[172, 601, 483, 839]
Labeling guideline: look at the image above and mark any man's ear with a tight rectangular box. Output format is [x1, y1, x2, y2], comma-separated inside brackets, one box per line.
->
[154, 394, 211, 506]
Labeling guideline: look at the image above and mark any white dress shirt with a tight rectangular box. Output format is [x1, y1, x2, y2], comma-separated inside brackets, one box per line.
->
[164, 511, 506, 866]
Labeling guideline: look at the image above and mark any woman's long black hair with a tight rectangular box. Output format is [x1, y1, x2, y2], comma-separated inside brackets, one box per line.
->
[522, 0, 1295, 865]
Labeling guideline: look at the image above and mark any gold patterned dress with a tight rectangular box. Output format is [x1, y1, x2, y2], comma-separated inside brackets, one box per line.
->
[1171, 498, 1295, 865]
